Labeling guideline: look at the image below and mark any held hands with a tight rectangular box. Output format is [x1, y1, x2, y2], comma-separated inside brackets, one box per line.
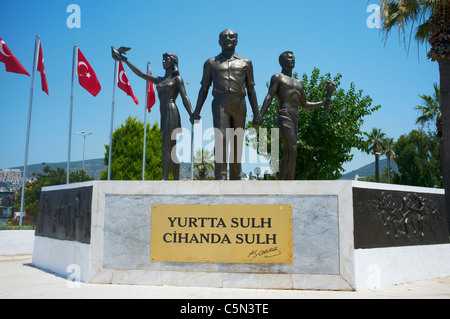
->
[252, 113, 264, 126]
[190, 112, 201, 125]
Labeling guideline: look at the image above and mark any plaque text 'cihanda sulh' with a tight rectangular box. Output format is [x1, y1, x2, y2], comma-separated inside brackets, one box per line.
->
[150, 205, 293, 264]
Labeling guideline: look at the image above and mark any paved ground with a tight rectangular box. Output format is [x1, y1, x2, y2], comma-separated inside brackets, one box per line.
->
[1, 254, 450, 299]
[2, 230, 450, 299]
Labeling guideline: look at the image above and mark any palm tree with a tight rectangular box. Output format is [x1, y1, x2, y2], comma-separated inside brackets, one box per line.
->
[415, 83, 445, 193]
[364, 128, 386, 183]
[415, 83, 441, 132]
[193, 148, 214, 180]
[380, 0, 450, 220]
[381, 137, 395, 184]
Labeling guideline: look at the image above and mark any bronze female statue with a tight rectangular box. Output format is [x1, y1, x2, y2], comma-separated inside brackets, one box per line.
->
[112, 47, 193, 180]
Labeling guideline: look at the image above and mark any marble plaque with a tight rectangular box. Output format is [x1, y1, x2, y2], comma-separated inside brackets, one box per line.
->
[150, 204, 293, 264]
[103, 194, 340, 275]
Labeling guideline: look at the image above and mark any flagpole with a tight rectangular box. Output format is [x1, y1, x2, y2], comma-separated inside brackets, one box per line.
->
[108, 61, 118, 181]
[19, 35, 39, 228]
[191, 122, 194, 181]
[67, 45, 78, 184]
[142, 62, 150, 181]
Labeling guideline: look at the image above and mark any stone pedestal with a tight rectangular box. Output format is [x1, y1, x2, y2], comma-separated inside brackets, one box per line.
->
[32, 180, 450, 290]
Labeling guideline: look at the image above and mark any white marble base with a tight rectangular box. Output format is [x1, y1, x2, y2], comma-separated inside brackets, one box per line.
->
[354, 244, 450, 290]
[32, 236, 91, 282]
[32, 180, 450, 291]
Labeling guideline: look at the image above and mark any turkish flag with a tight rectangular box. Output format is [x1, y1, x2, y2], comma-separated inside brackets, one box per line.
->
[77, 48, 101, 97]
[146, 65, 155, 113]
[37, 42, 48, 95]
[117, 61, 138, 105]
[0, 36, 30, 76]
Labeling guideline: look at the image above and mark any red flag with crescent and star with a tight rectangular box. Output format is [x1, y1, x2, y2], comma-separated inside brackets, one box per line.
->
[0, 36, 30, 76]
[146, 64, 155, 112]
[77, 48, 101, 97]
[117, 61, 138, 105]
[37, 42, 48, 95]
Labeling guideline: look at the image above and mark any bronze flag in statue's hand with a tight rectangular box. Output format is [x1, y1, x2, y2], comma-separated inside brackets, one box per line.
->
[324, 81, 336, 118]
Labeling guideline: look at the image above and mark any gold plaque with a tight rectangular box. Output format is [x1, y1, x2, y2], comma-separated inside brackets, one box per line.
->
[150, 205, 293, 264]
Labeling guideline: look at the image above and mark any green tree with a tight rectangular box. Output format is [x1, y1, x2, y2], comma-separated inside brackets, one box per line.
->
[392, 130, 442, 188]
[415, 83, 441, 132]
[381, 137, 396, 183]
[246, 68, 380, 180]
[101, 116, 162, 180]
[380, 0, 450, 215]
[364, 128, 387, 183]
[14, 165, 93, 217]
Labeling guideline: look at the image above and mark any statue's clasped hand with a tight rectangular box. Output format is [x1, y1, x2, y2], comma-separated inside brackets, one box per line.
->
[190, 112, 201, 125]
[252, 114, 264, 126]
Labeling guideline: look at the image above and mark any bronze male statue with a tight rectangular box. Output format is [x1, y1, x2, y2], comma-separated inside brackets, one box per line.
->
[112, 47, 193, 180]
[190, 29, 262, 180]
[258, 51, 333, 180]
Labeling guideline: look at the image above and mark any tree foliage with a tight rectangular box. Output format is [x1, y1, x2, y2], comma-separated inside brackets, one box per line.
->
[101, 116, 162, 180]
[381, 137, 396, 183]
[193, 148, 214, 180]
[380, 0, 450, 60]
[415, 82, 441, 132]
[246, 68, 380, 180]
[392, 130, 442, 188]
[364, 128, 386, 154]
[14, 165, 94, 217]
[364, 127, 387, 183]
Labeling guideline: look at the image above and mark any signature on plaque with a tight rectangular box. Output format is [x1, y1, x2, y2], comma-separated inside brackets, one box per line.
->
[247, 247, 282, 259]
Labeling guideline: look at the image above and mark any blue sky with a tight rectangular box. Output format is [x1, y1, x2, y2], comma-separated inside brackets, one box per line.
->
[0, 0, 439, 176]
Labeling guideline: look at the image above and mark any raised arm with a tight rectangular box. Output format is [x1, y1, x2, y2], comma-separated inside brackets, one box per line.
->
[175, 76, 193, 117]
[124, 60, 159, 85]
[111, 46, 159, 85]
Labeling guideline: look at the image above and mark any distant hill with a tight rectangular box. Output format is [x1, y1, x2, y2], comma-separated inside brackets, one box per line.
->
[341, 158, 398, 180]
[11, 158, 107, 180]
[9, 158, 392, 181]
[9, 159, 193, 181]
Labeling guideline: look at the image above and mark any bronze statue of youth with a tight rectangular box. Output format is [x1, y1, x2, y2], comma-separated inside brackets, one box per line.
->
[257, 51, 335, 180]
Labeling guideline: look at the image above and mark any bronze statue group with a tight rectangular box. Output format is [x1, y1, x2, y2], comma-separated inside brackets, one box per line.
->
[112, 29, 335, 181]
